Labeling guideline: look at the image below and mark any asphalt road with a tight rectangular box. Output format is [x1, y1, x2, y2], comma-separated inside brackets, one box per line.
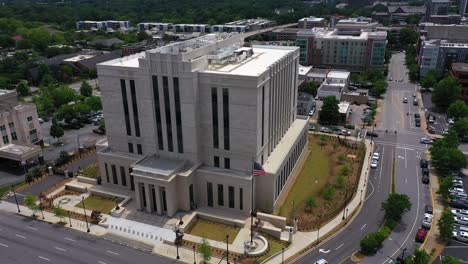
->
[0, 212, 174, 264]
[294, 52, 431, 264]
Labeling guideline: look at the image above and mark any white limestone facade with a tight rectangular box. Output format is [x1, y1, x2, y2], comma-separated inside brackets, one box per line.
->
[96, 33, 308, 217]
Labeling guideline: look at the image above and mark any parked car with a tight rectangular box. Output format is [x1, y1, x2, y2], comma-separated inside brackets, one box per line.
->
[422, 213, 433, 229]
[415, 228, 427, 242]
[452, 209, 468, 217]
[413, 98, 418, 106]
[420, 159, 428, 168]
[448, 118, 455, 125]
[450, 187, 465, 194]
[371, 159, 378, 169]
[339, 129, 351, 136]
[415, 119, 421, 127]
[422, 174, 429, 184]
[420, 137, 433, 144]
[450, 199, 468, 209]
[455, 231, 468, 242]
[455, 216, 468, 226]
[403, 97, 408, 103]
[414, 113, 420, 119]
[320, 127, 331, 133]
[453, 192, 468, 199]
[428, 116, 435, 123]
[373, 152, 380, 161]
[92, 128, 105, 135]
[425, 205, 433, 215]
[367, 131, 378, 138]
[314, 260, 328, 264]
[422, 167, 429, 176]
[38, 118, 44, 124]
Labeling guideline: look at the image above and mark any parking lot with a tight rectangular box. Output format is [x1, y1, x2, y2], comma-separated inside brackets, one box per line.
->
[421, 92, 450, 135]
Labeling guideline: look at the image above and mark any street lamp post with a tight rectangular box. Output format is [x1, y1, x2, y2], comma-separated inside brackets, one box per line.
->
[81, 197, 90, 233]
[282, 247, 285, 263]
[226, 235, 230, 264]
[342, 189, 348, 220]
[360, 189, 364, 204]
[68, 210, 72, 227]
[11, 187, 20, 213]
[193, 245, 196, 264]
[317, 224, 320, 244]
[39, 204, 45, 219]
[345, 208, 349, 220]
[176, 242, 180, 259]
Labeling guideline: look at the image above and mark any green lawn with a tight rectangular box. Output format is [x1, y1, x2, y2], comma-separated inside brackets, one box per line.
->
[276, 140, 330, 218]
[256, 234, 289, 263]
[186, 219, 240, 243]
[75, 195, 116, 214]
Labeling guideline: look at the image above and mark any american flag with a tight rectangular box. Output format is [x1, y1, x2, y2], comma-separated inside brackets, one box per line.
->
[253, 162, 267, 176]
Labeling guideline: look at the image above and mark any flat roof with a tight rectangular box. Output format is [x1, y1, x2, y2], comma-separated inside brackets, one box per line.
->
[133, 155, 184, 177]
[327, 70, 350, 79]
[63, 54, 96, 62]
[452, 63, 468, 72]
[299, 65, 312, 76]
[203, 45, 296, 77]
[338, 102, 351, 114]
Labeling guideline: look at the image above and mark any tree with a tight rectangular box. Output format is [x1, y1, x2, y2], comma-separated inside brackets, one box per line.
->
[338, 154, 346, 163]
[305, 196, 317, 212]
[382, 193, 412, 222]
[371, 80, 388, 97]
[302, 82, 318, 97]
[360, 231, 386, 254]
[340, 165, 351, 176]
[420, 70, 437, 89]
[399, 28, 418, 48]
[84, 96, 102, 111]
[24, 194, 38, 217]
[438, 208, 455, 243]
[137, 30, 150, 42]
[322, 186, 336, 200]
[431, 139, 466, 175]
[16, 80, 30, 96]
[53, 206, 67, 223]
[80, 81, 93, 97]
[447, 100, 468, 119]
[319, 96, 340, 125]
[440, 256, 461, 264]
[56, 104, 77, 123]
[437, 176, 454, 200]
[40, 73, 56, 88]
[407, 249, 430, 264]
[50, 119, 64, 142]
[432, 77, 462, 110]
[198, 238, 212, 263]
[25, 172, 33, 183]
[451, 119, 468, 139]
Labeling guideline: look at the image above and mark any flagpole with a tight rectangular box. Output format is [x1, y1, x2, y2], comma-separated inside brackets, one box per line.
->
[251, 157, 254, 245]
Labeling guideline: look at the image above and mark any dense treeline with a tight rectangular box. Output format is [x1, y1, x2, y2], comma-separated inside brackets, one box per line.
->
[0, 0, 371, 29]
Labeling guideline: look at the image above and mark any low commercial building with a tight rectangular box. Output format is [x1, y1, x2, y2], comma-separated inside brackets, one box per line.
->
[338, 102, 351, 124]
[297, 93, 315, 116]
[298, 17, 327, 28]
[268, 28, 301, 41]
[317, 83, 343, 100]
[450, 63, 468, 102]
[296, 27, 387, 71]
[325, 70, 350, 90]
[96, 33, 308, 216]
[305, 68, 330, 83]
[0, 90, 42, 165]
[419, 39, 468, 76]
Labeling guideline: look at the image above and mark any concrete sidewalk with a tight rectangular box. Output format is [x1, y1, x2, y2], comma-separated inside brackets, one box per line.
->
[266, 139, 373, 264]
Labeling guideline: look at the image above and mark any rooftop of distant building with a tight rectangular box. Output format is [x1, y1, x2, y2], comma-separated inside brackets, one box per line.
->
[451, 63, 468, 72]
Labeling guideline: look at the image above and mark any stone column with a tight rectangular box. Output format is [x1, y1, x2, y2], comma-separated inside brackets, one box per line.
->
[155, 185, 163, 215]
[135, 182, 143, 210]
[144, 183, 152, 213]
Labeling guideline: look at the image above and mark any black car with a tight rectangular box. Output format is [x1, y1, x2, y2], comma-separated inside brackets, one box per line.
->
[367, 131, 378, 138]
[420, 159, 428, 168]
[425, 205, 433, 215]
[92, 128, 106, 135]
[421, 167, 429, 176]
[422, 174, 429, 184]
[450, 199, 468, 209]
[415, 119, 421, 127]
[414, 113, 420, 119]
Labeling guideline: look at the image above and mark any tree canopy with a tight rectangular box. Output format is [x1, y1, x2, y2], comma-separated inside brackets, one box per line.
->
[447, 100, 468, 119]
[382, 193, 412, 222]
[438, 208, 455, 243]
[432, 77, 462, 111]
[319, 96, 340, 125]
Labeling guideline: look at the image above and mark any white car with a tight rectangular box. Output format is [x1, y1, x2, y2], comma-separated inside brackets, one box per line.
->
[38, 118, 44, 124]
[308, 109, 315, 116]
[403, 97, 408, 103]
[371, 159, 378, 169]
[452, 209, 468, 217]
[457, 231, 468, 242]
[450, 187, 465, 194]
[372, 152, 380, 161]
[422, 213, 433, 229]
[314, 260, 328, 264]
[320, 127, 331, 133]
[448, 118, 455, 125]
[455, 216, 468, 226]
[420, 137, 433, 144]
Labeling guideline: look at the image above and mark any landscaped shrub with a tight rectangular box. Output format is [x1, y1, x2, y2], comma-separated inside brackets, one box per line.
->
[340, 165, 351, 176]
[322, 186, 336, 200]
[55, 151, 72, 167]
[360, 230, 386, 254]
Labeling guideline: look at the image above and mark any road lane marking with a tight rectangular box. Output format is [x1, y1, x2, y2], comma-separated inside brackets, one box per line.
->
[107, 250, 119, 255]
[38, 256, 51, 261]
[98, 261, 107, 264]
[335, 243, 344, 250]
[378, 147, 385, 186]
[0, 243, 8, 247]
[391, 91, 405, 129]
[55, 246, 67, 252]
[64, 237, 76, 242]
[26, 226, 38, 230]
[405, 149, 407, 168]
[15, 234, 26, 239]
[361, 224, 367, 230]
[365, 180, 375, 202]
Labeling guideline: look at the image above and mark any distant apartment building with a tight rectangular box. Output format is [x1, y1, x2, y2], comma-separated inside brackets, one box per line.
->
[268, 28, 301, 41]
[96, 33, 308, 216]
[450, 63, 468, 102]
[76, 20, 131, 30]
[137, 23, 173, 32]
[296, 27, 387, 71]
[174, 24, 211, 33]
[298, 17, 327, 28]
[224, 18, 276, 31]
[334, 17, 379, 34]
[0, 90, 42, 165]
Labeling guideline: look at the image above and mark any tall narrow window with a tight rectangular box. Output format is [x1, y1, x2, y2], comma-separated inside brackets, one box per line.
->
[173, 77, 184, 153]
[222, 88, 230, 150]
[228, 186, 235, 208]
[128, 142, 134, 153]
[111, 165, 118, 185]
[120, 166, 127, 186]
[211, 88, 219, 148]
[105, 163, 110, 183]
[224, 158, 230, 169]
[152, 76, 164, 150]
[120, 80, 131, 135]
[214, 156, 220, 168]
[137, 144, 142, 155]
[261, 86, 265, 146]
[130, 80, 140, 137]
[217, 184, 224, 206]
[239, 188, 243, 210]
[163, 76, 173, 152]
[129, 168, 135, 190]
[207, 182, 213, 207]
